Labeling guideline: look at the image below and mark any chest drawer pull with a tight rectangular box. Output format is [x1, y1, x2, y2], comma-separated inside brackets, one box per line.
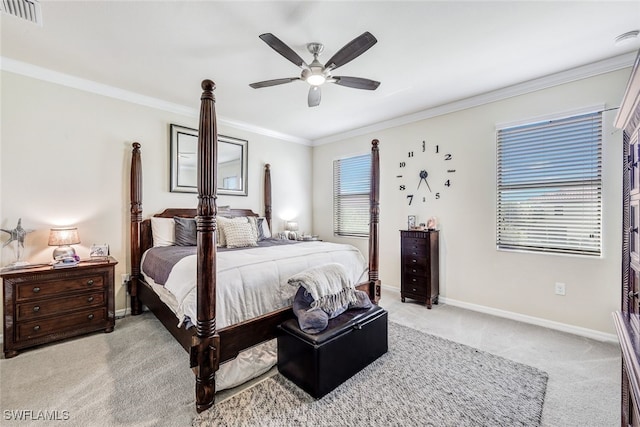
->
[86, 279, 94, 286]
[33, 287, 40, 293]
[412, 287, 418, 292]
[87, 296, 94, 303]
[33, 325, 40, 332]
[33, 306, 40, 312]
[87, 314, 94, 320]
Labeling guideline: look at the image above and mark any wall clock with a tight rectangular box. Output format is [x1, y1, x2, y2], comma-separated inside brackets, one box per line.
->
[397, 140, 455, 205]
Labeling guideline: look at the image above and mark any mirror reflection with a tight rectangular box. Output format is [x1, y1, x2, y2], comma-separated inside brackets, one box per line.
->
[170, 124, 248, 195]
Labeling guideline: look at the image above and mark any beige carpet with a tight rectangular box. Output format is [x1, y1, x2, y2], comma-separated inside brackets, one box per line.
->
[1, 313, 195, 427]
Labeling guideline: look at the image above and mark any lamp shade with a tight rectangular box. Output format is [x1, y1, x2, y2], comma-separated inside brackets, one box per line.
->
[285, 221, 299, 231]
[48, 227, 80, 246]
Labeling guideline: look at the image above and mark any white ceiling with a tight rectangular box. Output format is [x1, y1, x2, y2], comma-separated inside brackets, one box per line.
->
[2, 1, 640, 144]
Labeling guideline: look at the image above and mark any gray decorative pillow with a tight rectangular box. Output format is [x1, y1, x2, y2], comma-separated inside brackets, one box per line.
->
[173, 217, 197, 246]
[224, 220, 258, 248]
[292, 287, 373, 333]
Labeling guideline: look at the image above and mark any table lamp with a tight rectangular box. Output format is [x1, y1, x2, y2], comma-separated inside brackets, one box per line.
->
[48, 227, 80, 260]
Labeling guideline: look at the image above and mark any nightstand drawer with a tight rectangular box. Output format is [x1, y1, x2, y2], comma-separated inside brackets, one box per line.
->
[16, 291, 105, 321]
[16, 275, 104, 300]
[16, 308, 107, 341]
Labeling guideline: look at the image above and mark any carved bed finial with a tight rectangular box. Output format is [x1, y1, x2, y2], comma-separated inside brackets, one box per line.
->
[202, 79, 216, 91]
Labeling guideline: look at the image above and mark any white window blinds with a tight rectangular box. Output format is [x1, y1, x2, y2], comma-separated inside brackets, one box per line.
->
[333, 154, 371, 237]
[496, 111, 602, 256]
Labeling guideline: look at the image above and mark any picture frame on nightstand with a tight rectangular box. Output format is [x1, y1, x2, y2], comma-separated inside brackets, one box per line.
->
[407, 215, 416, 230]
[90, 244, 109, 259]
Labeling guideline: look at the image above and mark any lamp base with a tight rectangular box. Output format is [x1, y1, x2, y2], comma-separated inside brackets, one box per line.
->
[53, 246, 76, 260]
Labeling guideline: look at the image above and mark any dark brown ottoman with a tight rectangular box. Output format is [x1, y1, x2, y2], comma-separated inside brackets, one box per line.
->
[277, 305, 388, 399]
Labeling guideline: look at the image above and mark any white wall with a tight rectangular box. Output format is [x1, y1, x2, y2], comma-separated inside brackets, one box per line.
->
[0, 71, 312, 317]
[313, 69, 629, 335]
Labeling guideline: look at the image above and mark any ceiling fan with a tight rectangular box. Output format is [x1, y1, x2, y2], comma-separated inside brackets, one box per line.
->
[249, 32, 380, 107]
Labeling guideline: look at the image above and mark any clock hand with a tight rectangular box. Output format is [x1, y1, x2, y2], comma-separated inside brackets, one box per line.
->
[418, 170, 432, 192]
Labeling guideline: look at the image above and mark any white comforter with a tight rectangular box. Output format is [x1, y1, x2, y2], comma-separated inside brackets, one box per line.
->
[145, 241, 367, 391]
[163, 241, 368, 328]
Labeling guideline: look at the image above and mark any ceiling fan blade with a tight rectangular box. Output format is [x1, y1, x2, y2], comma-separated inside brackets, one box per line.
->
[308, 86, 321, 107]
[333, 76, 380, 90]
[259, 33, 308, 69]
[249, 77, 299, 89]
[324, 32, 377, 71]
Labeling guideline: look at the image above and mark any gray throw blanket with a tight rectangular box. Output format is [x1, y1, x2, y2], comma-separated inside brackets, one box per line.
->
[287, 263, 357, 314]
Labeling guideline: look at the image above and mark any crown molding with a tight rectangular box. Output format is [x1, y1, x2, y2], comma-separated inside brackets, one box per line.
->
[313, 51, 638, 146]
[0, 56, 310, 145]
[2, 52, 635, 148]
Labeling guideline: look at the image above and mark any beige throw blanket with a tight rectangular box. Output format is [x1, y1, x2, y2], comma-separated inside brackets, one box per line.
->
[287, 263, 357, 314]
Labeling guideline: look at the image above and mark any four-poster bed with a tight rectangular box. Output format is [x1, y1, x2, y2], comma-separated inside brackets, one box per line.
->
[128, 79, 381, 412]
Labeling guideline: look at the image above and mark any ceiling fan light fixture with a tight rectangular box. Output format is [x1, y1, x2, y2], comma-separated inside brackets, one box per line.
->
[306, 74, 326, 86]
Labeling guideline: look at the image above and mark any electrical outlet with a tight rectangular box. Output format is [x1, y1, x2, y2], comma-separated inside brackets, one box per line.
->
[121, 273, 130, 286]
[554, 282, 566, 296]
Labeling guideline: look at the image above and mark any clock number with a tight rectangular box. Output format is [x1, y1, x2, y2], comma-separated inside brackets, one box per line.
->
[422, 140, 426, 152]
[408, 151, 414, 158]
[435, 192, 441, 200]
[423, 197, 426, 202]
[399, 185, 406, 191]
[445, 154, 452, 160]
[407, 194, 414, 205]
[399, 161, 406, 168]
[444, 180, 451, 187]
[435, 145, 439, 153]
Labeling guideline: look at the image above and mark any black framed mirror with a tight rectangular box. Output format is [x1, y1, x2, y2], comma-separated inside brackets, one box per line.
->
[170, 124, 248, 196]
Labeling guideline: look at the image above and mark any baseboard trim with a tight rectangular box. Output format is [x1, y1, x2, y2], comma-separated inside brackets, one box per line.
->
[380, 284, 618, 343]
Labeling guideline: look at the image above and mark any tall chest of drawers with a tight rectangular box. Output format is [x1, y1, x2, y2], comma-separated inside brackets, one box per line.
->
[2, 258, 117, 358]
[400, 230, 439, 308]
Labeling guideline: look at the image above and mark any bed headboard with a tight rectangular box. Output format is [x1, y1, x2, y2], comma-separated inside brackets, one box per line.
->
[139, 208, 260, 254]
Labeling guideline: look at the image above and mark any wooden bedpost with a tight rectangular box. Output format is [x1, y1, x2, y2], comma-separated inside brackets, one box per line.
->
[369, 139, 381, 303]
[192, 79, 220, 413]
[130, 142, 143, 315]
[264, 163, 272, 232]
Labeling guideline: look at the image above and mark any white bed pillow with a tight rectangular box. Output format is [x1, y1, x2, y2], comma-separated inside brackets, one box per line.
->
[224, 221, 259, 248]
[150, 217, 175, 247]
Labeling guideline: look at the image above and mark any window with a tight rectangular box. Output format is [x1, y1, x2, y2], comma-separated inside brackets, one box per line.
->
[333, 154, 371, 237]
[496, 111, 602, 256]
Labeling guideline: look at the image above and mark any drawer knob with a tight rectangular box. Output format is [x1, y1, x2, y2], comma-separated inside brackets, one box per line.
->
[86, 279, 94, 286]
[412, 287, 418, 292]
[412, 278, 417, 282]
[412, 259, 417, 263]
[87, 314, 94, 320]
[33, 325, 40, 332]
[412, 269, 417, 273]
[87, 296, 94, 303]
[33, 287, 40, 293]
[33, 306, 40, 312]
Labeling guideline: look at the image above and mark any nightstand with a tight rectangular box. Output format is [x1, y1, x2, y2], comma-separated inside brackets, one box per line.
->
[400, 230, 439, 308]
[1, 257, 117, 358]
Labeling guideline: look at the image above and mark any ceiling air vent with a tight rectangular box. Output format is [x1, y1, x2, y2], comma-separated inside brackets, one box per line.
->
[0, 0, 42, 26]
